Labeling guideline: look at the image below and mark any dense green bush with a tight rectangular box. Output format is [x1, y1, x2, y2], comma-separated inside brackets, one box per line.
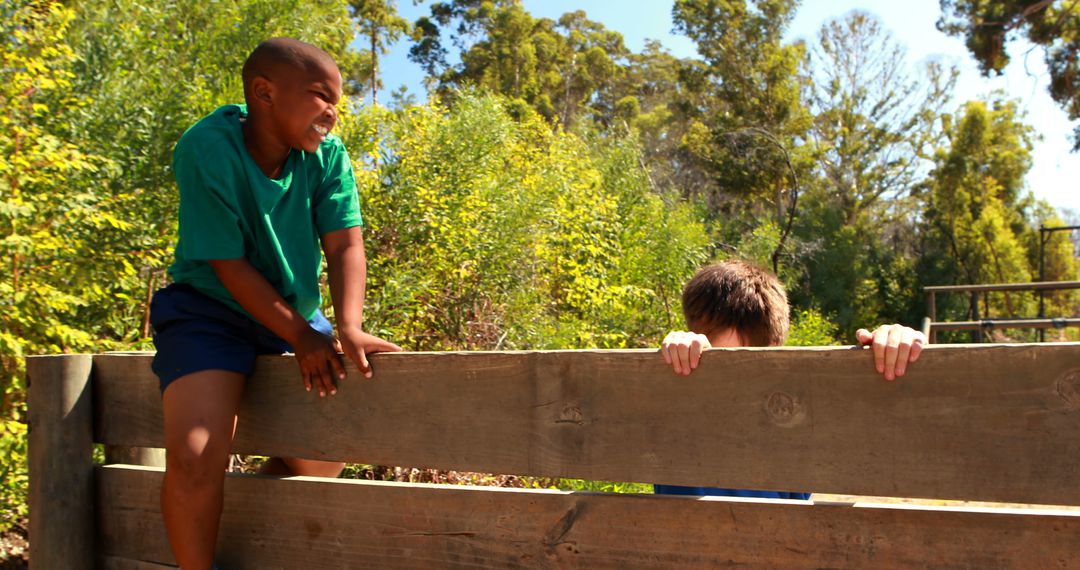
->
[338, 93, 711, 350]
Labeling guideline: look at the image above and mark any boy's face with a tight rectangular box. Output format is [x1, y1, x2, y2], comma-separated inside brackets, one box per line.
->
[262, 61, 343, 153]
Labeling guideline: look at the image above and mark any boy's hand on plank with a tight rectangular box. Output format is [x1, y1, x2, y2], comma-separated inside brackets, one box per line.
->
[855, 324, 926, 381]
[292, 327, 346, 397]
[660, 331, 712, 376]
[338, 325, 403, 379]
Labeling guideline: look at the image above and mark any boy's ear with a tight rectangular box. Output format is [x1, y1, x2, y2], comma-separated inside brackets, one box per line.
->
[250, 76, 274, 105]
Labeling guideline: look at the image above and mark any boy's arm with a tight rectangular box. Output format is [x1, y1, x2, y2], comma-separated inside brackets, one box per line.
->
[855, 324, 926, 381]
[321, 226, 402, 378]
[209, 258, 345, 397]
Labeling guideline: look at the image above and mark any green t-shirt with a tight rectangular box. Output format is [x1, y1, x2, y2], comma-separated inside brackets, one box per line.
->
[168, 104, 363, 321]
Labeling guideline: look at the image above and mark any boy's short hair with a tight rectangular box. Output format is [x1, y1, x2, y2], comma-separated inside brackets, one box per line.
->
[682, 260, 789, 347]
[241, 37, 336, 103]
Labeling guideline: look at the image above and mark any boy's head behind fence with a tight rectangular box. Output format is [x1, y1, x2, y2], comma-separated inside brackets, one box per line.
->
[681, 260, 789, 348]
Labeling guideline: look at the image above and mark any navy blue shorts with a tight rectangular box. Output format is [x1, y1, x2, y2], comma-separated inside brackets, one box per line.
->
[150, 283, 333, 392]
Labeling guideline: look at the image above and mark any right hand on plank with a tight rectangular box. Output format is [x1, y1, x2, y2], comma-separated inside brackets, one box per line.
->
[292, 326, 346, 397]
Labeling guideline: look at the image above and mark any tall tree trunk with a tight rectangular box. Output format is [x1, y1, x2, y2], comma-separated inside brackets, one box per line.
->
[370, 30, 379, 106]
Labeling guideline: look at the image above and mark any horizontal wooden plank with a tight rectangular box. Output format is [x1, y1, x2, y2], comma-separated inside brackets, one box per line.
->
[100, 556, 177, 569]
[924, 280, 1080, 293]
[97, 465, 1080, 570]
[92, 344, 1080, 504]
[930, 318, 1080, 331]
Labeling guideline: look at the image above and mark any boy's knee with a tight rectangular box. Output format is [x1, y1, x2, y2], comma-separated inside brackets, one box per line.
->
[166, 443, 230, 488]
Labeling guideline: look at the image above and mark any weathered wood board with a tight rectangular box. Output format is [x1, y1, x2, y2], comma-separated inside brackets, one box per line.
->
[97, 465, 1080, 570]
[93, 345, 1080, 504]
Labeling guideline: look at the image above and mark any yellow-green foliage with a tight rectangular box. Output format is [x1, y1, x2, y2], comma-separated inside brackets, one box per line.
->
[0, 419, 28, 529]
[338, 93, 710, 350]
[786, 308, 842, 346]
[1032, 214, 1080, 334]
[0, 0, 109, 531]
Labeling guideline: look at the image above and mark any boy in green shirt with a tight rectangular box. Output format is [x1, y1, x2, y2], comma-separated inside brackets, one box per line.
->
[150, 38, 400, 569]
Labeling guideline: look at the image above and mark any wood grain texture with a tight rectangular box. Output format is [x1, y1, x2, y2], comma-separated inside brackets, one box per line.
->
[27, 354, 95, 570]
[100, 556, 177, 569]
[104, 446, 166, 467]
[97, 465, 1080, 570]
[92, 344, 1080, 504]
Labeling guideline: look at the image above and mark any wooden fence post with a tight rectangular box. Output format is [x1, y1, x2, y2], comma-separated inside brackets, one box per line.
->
[27, 354, 95, 569]
[926, 291, 937, 344]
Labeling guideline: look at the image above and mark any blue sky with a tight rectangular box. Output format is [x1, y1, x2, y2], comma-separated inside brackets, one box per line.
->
[371, 0, 1080, 213]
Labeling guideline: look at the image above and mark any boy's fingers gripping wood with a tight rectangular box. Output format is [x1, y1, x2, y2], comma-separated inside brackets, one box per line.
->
[308, 357, 330, 398]
[660, 332, 677, 367]
[302, 347, 334, 397]
[677, 342, 691, 376]
[894, 329, 914, 378]
[909, 332, 926, 362]
[857, 324, 926, 381]
[372, 337, 403, 352]
[669, 337, 685, 375]
[318, 354, 338, 396]
[871, 326, 889, 375]
[339, 330, 403, 379]
[358, 349, 371, 379]
[329, 352, 346, 380]
[327, 354, 345, 395]
[884, 325, 904, 381]
[689, 338, 703, 371]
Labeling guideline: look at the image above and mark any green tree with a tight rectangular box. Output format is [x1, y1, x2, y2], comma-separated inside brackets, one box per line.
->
[920, 98, 1037, 331]
[938, 0, 1080, 149]
[672, 0, 813, 222]
[616, 40, 714, 200]
[790, 11, 955, 334]
[408, 1, 630, 127]
[549, 10, 630, 127]
[350, 0, 411, 104]
[806, 11, 955, 225]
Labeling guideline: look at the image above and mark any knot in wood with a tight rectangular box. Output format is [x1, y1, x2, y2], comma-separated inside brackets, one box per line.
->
[764, 391, 805, 427]
[1056, 370, 1080, 411]
[555, 405, 584, 425]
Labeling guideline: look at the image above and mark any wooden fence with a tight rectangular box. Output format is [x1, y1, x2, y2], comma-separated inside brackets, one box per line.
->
[922, 280, 1080, 343]
[27, 344, 1080, 568]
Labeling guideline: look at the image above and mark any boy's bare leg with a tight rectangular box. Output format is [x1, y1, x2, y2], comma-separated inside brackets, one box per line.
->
[161, 370, 245, 570]
[258, 457, 345, 478]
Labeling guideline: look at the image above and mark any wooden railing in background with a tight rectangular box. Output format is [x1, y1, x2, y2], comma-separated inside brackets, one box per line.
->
[28, 344, 1080, 568]
[923, 281, 1080, 343]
